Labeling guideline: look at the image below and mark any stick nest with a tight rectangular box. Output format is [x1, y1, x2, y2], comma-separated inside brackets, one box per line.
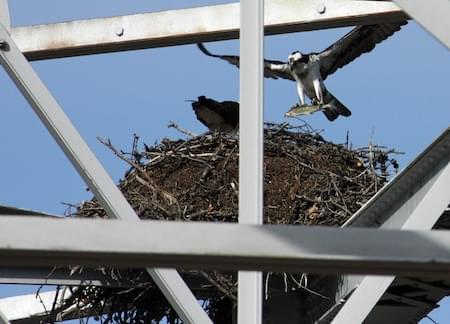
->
[49, 123, 400, 323]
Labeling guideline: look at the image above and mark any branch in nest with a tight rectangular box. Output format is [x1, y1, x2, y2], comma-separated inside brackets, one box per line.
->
[168, 121, 198, 138]
[199, 270, 237, 302]
[97, 137, 180, 210]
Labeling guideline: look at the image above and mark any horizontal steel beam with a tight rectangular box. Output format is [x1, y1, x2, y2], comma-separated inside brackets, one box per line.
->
[0, 267, 134, 287]
[1, 216, 450, 277]
[10, 0, 407, 60]
[0, 205, 60, 217]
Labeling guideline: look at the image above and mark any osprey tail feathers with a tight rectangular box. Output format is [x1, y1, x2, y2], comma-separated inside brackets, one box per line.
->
[323, 91, 352, 121]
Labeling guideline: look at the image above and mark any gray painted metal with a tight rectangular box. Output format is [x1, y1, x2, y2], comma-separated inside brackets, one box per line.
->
[334, 162, 450, 323]
[1, 125, 449, 321]
[0, 1, 445, 323]
[323, 277, 450, 324]
[344, 128, 450, 228]
[1, 216, 450, 277]
[0, 267, 135, 287]
[0, 205, 60, 217]
[0, 0, 10, 32]
[10, 0, 407, 60]
[331, 128, 450, 324]
[0, 312, 9, 324]
[0, 4, 15, 323]
[392, 0, 450, 49]
[0, 24, 212, 324]
[239, 0, 264, 323]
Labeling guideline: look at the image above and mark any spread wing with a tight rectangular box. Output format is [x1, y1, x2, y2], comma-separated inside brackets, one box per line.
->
[197, 43, 294, 81]
[318, 22, 407, 80]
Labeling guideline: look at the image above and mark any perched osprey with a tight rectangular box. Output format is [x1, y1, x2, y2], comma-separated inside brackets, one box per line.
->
[191, 96, 239, 132]
[198, 22, 406, 121]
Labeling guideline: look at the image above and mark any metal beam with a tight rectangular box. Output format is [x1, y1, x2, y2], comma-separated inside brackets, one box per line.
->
[0, 267, 135, 287]
[0, 24, 212, 324]
[333, 168, 450, 324]
[0, 0, 10, 33]
[0, 309, 8, 324]
[0, 0, 11, 305]
[239, 0, 264, 323]
[344, 127, 450, 228]
[10, 0, 407, 61]
[1, 216, 450, 277]
[331, 128, 450, 323]
[1, 126, 449, 318]
[0, 205, 60, 217]
[392, 0, 450, 49]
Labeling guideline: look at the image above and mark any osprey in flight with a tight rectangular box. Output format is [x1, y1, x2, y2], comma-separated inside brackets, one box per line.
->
[198, 22, 406, 121]
[191, 96, 239, 132]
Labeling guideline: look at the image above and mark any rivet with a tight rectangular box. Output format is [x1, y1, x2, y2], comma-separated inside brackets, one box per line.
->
[0, 39, 7, 50]
[115, 27, 124, 37]
[317, 4, 326, 14]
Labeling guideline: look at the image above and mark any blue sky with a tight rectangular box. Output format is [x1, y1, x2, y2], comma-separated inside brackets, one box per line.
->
[0, 0, 449, 322]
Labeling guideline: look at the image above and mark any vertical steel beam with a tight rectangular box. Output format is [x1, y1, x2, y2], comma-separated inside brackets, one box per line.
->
[332, 160, 450, 324]
[392, 0, 450, 49]
[0, 24, 211, 324]
[0, 7, 13, 323]
[239, 0, 264, 323]
[0, 0, 10, 32]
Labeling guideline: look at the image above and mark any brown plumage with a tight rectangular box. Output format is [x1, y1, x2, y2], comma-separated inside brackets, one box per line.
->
[191, 96, 239, 132]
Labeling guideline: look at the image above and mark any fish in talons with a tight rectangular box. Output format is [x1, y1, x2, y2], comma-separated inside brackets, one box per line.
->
[197, 21, 406, 121]
[285, 102, 334, 118]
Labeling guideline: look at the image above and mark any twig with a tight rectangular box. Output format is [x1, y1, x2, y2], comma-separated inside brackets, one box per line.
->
[289, 274, 329, 299]
[97, 136, 180, 210]
[199, 271, 237, 301]
[168, 121, 198, 138]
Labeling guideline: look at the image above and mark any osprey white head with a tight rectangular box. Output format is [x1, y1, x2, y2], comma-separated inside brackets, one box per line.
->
[288, 51, 305, 66]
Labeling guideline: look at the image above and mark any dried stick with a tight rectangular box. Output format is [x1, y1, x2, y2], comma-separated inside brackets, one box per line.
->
[97, 137, 180, 210]
[168, 121, 198, 138]
[199, 271, 237, 301]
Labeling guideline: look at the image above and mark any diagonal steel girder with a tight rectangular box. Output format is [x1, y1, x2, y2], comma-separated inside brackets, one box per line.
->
[0, 24, 212, 324]
[392, 0, 450, 49]
[333, 161, 450, 322]
[329, 95, 450, 323]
